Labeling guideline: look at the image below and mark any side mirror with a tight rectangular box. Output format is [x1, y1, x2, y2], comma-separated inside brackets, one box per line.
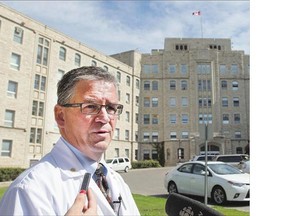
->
[200, 170, 209, 175]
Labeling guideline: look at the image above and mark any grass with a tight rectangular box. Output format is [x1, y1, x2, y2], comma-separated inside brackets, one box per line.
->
[0, 187, 249, 216]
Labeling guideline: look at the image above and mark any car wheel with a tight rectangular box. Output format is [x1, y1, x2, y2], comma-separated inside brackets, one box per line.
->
[211, 186, 226, 205]
[168, 182, 178, 194]
[124, 166, 129, 172]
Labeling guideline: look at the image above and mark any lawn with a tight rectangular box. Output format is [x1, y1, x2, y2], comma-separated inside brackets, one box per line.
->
[0, 187, 249, 215]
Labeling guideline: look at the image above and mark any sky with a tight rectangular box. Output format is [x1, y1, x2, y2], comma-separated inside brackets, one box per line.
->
[1, 0, 249, 55]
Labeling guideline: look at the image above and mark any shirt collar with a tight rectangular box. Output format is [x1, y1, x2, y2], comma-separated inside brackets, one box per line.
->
[60, 137, 98, 173]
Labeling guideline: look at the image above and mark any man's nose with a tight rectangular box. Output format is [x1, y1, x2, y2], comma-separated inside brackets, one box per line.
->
[94, 106, 110, 123]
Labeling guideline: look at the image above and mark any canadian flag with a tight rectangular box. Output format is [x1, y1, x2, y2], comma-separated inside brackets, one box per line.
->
[192, 11, 201, 16]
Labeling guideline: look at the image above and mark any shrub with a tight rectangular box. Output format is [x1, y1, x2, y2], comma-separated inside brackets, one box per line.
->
[132, 160, 161, 169]
[0, 168, 25, 182]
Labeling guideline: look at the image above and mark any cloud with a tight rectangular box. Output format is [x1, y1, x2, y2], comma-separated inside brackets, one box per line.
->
[1, 1, 249, 55]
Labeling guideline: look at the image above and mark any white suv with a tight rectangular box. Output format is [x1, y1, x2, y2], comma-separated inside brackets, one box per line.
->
[105, 157, 132, 172]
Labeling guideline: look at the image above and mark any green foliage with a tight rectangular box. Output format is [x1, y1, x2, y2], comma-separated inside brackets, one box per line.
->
[132, 160, 161, 169]
[0, 168, 25, 182]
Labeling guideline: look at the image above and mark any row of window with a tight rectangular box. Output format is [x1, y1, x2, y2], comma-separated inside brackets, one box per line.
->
[221, 80, 239, 90]
[142, 63, 240, 75]
[141, 130, 242, 141]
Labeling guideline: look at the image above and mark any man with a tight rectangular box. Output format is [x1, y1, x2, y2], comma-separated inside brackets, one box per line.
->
[0, 66, 140, 215]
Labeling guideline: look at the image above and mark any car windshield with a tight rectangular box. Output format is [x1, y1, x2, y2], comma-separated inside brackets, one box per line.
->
[106, 159, 113, 163]
[208, 163, 242, 175]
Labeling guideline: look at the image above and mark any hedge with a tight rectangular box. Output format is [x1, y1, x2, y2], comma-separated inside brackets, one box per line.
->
[131, 160, 161, 169]
[0, 168, 26, 182]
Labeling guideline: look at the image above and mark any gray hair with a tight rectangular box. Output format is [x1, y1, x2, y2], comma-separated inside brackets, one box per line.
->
[57, 66, 118, 105]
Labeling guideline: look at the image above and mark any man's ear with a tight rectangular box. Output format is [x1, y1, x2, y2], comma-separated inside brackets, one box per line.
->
[54, 105, 65, 128]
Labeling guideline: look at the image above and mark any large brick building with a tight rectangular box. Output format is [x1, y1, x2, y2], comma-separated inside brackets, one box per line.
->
[0, 4, 249, 167]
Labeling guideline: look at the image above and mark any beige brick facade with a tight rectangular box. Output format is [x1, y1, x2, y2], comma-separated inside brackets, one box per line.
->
[0, 4, 249, 168]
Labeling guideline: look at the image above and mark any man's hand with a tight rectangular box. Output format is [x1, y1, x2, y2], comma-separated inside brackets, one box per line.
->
[65, 188, 97, 215]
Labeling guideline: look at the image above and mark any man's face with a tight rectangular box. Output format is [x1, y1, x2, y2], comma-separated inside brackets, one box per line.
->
[55, 79, 119, 160]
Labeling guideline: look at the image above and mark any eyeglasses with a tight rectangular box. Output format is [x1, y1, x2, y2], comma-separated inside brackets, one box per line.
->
[61, 103, 123, 115]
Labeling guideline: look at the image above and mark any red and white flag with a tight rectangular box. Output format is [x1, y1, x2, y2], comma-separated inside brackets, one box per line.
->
[192, 11, 201, 16]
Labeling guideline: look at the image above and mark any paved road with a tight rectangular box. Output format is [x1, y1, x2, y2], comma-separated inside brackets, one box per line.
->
[120, 166, 250, 213]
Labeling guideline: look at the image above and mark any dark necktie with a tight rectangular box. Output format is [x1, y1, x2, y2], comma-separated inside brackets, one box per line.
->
[95, 163, 114, 209]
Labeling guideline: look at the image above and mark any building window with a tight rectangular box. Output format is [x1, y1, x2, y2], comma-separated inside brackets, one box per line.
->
[169, 64, 176, 73]
[219, 64, 226, 74]
[152, 81, 158, 90]
[125, 130, 129, 141]
[182, 132, 189, 139]
[136, 79, 140, 89]
[170, 132, 177, 140]
[181, 80, 187, 90]
[115, 128, 120, 140]
[234, 131, 241, 139]
[57, 69, 65, 82]
[222, 114, 229, 124]
[30, 128, 42, 144]
[32, 101, 44, 117]
[143, 114, 150, 124]
[13, 27, 23, 44]
[221, 80, 227, 90]
[7, 81, 18, 98]
[197, 63, 211, 74]
[152, 115, 158, 125]
[116, 71, 121, 83]
[59, 47, 66, 61]
[4, 110, 15, 127]
[182, 114, 189, 124]
[75, 53, 81, 66]
[232, 81, 239, 90]
[233, 97, 240, 107]
[222, 97, 228, 107]
[37, 37, 49, 66]
[234, 113, 241, 124]
[115, 148, 119, 157]
[152, 132, 158, 142]
[181, 97, 188, 107]
[143, 65, 150, 74]
[143, 149, 150, 160]
[126, 75, 131, 86]
[152, 64, 158, 73]
[10, 53, 21, 70]
[135, 113, 139, 124]
[170, 114, 176, 124]
[152, 97, 158, 107]
[143, 132, 150, 141]
[91, 60, 97, 66]
[169, 97, 176, 107]
[181, 64, 188, 74]
[135, 96, 139, 106]
[125, 111, 130, 122]
[170, 80, 176, 90]
[143, 81, 150, 90]
[34, 74, 47, 91]
[1, 140, 12, 157]
[126, 93, 130, 104]
[198, 79, 211, 91]
[231, 64, 239, 73]
[144, 97, 150, 107]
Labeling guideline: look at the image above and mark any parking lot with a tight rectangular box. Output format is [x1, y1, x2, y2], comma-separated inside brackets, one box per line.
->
[120, 166, 249, 212]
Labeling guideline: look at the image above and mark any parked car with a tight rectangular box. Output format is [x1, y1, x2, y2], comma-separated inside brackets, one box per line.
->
[105, 157, 132, 172]
[191, 155, 215, 161]
[213, 154, 249, 167]
[164, 161, 250, 205]
[238, 160, 250, 173]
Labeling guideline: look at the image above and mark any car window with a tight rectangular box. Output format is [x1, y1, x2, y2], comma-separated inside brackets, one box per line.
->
[113, 159, 118, 164]
[208, 163, 242, 175]
[119, 158, 124, 163]
[178, 164, 193, 173]
[106, 159, 113, 163]
[192, 164, 205, 175]
[124, 158, 129, 162]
